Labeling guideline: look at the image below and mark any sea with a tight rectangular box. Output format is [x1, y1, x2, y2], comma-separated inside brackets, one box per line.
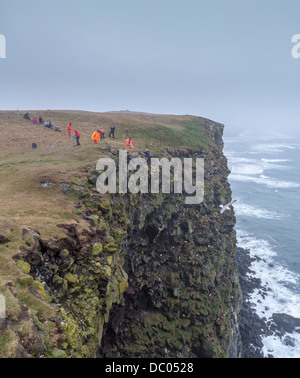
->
[224, 134, 300, 358]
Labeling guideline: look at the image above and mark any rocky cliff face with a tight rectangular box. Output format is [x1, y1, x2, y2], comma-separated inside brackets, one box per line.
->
[13, 121, 242, 358]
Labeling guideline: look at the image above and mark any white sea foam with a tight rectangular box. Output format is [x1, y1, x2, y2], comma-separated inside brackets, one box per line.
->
[228, 154, 292, 190]
[230, 174, 300, 189]
[237, 230, 300, 358]
[227, 148, 298, 188]
[231, 164, 264, 176]
[250, 144, 296, 153]
[261, 158, 292, 163]
[262, 335, 300, 358]
[234, 203, 281, 219]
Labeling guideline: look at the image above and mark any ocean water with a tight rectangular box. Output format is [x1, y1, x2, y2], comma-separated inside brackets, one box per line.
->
[224, 135, 300, 358]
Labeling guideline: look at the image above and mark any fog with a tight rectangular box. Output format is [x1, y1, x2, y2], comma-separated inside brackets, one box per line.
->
[1, 0, 300, 137]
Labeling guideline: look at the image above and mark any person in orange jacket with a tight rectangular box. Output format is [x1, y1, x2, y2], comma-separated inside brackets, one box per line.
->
[67, 122, 72, 136]
[92, 130, 100, 144]
[126, 137, 133, 149]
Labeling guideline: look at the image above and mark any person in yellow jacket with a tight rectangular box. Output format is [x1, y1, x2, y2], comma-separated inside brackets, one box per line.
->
[92, 130, 100, 144]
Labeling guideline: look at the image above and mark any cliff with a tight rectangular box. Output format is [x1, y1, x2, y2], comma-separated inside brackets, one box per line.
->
[0, 111, 242, 358]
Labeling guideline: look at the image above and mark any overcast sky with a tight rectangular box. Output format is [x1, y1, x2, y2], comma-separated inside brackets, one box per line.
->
[1, 0, 300, 136]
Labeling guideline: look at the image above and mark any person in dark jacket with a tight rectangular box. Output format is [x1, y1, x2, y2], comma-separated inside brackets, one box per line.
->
[142, 149, 151, 166]
[24, 112, 30, 120]
[109, 123, 115, 138]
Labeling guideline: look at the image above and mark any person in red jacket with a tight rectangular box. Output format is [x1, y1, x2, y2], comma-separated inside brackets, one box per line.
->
[74, 129, 80, 145]
[98, 129, 105, 140]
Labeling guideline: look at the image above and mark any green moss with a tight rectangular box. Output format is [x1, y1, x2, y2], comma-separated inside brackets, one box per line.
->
[60, 308, 80, 350]
[15, 260, 31, 274]
[92, 243, 103, 256]
[102, 265, 112, 280]
[107, 256, 113, 266]
[18, 275, 34, 287]
[99, 198, 111, 213]
[64, 273, 79, 285]
[173, 340, 183, 350]
[51, 349, 68, 358]
[59, 249, 69, 258]
[52, 274, 64, 285]
[85, 201, 99, 212]
[88, 214, 99, 226]
[32, 280, 51, 302]
[119, 277, 128, 295]
[105, 243, 117, 254]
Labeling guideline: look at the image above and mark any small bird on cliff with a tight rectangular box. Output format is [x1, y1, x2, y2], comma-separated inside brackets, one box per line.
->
[219, 200, 237, 214]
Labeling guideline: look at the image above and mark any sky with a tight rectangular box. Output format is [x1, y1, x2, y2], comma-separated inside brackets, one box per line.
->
[1, 0, 300, 136]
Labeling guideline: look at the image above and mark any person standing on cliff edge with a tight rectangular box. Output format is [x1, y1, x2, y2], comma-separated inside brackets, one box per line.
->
[126, 137, 133, 149]
[142, 149, 151, 166]
[92, 130, 100, 144]
[74, 129, 80, 146]
[109, 123, 116, 138]
[67, 122, 72, 137]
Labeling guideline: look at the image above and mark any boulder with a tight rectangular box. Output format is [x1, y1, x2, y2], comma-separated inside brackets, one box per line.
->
[272, 313, 300, 334]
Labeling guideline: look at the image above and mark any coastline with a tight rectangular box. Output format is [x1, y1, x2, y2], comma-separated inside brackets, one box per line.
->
[236, 247, 267, 358]
[237, 246, 300, 358]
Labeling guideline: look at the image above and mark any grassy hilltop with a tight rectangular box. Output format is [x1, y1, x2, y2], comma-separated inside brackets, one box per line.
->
[0, 109, 225, 357]
[0, 108, 218, 231]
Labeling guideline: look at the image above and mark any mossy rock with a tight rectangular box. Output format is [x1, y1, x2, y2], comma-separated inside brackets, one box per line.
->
[50, 264, 59, 274]
[86, 215, 99, 226]
[102, 265, 112, 280]
[18, 275, 34, 287]
[32, 280, 51, 302]
[173, 340, 184, 351]
[51, 349, 68, 358]
[64, 273, 79, 285]
[15, 260, 31, 274]
[71, 176, 88, 186]
[107, 256, 113, 266]
[105, 243, 118, 254]
[53, 274, 64, 285]
[99, 199, 111, 213]
[85, 201, 99, 212]
[92, 243, 103, 256]
[60, 308, 81, 350]
[59, 249, 69, 258]
[119, 278, 128, 295]
[98, 217, 107, 228]
[62, 257, 75, 272]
